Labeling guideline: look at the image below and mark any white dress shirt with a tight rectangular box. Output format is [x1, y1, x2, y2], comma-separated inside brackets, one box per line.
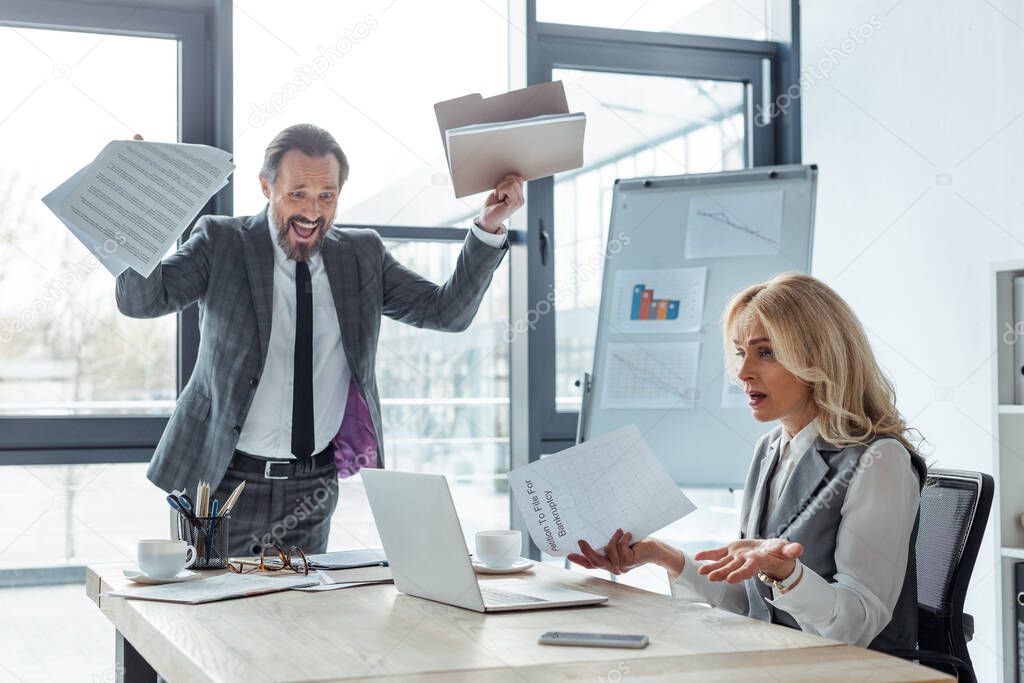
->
[237, 217, 506, 459]
[765, 419, 819, 520]
[673, 420, 921, 647]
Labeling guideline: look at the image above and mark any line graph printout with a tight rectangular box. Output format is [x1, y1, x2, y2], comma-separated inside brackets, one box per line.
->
[684, 189, 784, 259]
[600, 341, 701, 410]
[611, 267, 707, 333]
[508, 424, 696, 557]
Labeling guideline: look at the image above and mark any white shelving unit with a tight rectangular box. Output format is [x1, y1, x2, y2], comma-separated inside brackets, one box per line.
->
[991, 262, 1024, 683]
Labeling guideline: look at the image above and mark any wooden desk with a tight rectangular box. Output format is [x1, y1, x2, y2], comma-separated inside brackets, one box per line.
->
[86, 562, 952, 683]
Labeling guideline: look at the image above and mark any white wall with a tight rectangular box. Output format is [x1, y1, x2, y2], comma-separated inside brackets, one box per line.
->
[800, 1, 1024, 680]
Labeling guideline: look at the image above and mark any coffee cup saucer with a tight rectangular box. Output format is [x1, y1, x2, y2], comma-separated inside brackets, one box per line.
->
[123, 567, 202, 585]
[471, 557, 534, 574]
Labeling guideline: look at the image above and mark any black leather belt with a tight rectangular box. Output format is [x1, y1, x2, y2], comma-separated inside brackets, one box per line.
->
[232, 446, 334, 480]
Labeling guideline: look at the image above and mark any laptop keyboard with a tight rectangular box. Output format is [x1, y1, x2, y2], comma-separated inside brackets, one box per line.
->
[481, 586, 547, 606]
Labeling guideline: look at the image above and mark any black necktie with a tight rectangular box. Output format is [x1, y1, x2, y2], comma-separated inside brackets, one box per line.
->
[291, 261, 314, 460]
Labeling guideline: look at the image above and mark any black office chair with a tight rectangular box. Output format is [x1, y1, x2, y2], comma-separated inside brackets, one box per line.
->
[882, 468, 993, 683]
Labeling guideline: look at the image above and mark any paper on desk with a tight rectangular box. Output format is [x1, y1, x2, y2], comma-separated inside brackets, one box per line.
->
[43, 140, 234, 277]
[508, 424, 695, 557]
[306, 548, 387, 570]
[102, 572, 316, 604]
[293, 580, 393, 593]
[290, 566, 394, 592]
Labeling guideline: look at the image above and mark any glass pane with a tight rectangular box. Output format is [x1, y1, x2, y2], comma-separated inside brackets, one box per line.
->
[0, 28, 178, 416]
[232, 0, 509, 228]
[329, 239, 511, 550]
[553, 69, 745, 411]
[537, 0, 772, 41]
[0, 463, 167, 569]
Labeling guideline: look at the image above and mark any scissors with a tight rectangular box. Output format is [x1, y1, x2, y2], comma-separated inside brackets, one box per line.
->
[166, 493, 199, 526]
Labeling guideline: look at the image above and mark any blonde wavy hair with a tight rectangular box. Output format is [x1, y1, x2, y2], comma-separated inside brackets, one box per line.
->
[723, 272, 918, 452]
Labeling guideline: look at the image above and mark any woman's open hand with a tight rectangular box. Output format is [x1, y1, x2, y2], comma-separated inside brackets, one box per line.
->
[695, 538, 803, 583]
[567, 529, 656, 575]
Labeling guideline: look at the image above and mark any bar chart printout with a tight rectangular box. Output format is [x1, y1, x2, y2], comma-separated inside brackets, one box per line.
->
[612, 268, 706, 333]
[630, 284, 680, 321]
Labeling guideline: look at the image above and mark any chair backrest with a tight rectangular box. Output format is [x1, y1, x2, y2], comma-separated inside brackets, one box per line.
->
[914, 468, 993, 658]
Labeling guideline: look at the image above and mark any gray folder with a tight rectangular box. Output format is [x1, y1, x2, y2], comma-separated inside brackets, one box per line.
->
[434, 81, 586, 198]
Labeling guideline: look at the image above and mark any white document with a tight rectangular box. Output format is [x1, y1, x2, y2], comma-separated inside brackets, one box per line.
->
[292, 566, 394, 592]
[434, 81, 586, 198]
[508, 424, 696, 557]
[103, 572, 316, 604]
[611, 268, 707, 333]
[684, 189, 784, 259]
[43, 140, 234, 277]
[600, 341, 701, 410]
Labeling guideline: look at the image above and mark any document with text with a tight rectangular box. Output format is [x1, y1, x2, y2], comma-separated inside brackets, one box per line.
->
[43, 140, 234, 277]
[508, 424, 696, 557]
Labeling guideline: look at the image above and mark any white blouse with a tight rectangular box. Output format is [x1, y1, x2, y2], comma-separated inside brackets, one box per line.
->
[672, 421, 921, 648]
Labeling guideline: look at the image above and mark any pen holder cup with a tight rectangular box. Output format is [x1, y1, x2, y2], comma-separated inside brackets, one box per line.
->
[180, 515, 231, 569]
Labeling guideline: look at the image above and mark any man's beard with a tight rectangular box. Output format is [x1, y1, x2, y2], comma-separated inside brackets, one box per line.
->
[269, 204, 332, 261]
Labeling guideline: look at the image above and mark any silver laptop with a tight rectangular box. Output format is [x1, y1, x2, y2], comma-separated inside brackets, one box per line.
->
[361, 469, 608, 612]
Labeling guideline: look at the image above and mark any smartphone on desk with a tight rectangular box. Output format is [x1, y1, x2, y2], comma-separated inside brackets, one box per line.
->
[538, 632, 649, 649]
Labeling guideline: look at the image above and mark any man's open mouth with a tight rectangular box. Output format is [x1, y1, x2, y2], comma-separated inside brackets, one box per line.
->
[289, 217, 320, 240]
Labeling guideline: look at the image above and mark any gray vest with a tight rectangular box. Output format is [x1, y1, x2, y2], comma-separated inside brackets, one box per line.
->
[738, 426, 927, 651]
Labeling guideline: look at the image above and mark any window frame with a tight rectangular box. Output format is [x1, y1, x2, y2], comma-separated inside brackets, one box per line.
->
[0, 0, 231, 465]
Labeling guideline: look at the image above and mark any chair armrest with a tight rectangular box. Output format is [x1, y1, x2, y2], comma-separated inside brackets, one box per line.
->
[878, 648, 975, 683]
[963, 612, 974, 642]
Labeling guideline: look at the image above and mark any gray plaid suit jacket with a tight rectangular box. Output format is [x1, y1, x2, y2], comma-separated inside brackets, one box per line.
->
[115, 209, 508, 493]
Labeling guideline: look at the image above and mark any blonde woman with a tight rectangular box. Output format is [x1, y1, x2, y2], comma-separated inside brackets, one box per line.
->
[568, 273, 927, 651]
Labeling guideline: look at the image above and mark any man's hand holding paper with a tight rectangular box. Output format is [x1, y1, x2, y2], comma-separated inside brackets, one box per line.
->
[42, 137, 234, 277]
[435, 81, 586, 199]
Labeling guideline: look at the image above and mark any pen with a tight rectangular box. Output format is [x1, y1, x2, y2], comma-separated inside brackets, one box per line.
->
[207, 499, 220, 560]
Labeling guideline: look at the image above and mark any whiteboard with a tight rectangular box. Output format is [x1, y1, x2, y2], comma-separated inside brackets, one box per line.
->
[581, 165, 817, 488]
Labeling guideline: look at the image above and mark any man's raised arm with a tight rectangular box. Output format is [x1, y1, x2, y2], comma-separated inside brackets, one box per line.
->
[115, 216, 213, 319]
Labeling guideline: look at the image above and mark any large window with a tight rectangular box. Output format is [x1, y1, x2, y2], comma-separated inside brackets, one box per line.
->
[552, 69, 746, 410]
[0, 27, 178, 416]
[0, 1, 225, 573]
[0, 1, 223, 466]
[521, 3, 799, 471]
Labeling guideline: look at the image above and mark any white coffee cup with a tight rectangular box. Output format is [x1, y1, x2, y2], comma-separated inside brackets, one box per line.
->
[137, 539, 197, 578]
[475, 529, 522, 568]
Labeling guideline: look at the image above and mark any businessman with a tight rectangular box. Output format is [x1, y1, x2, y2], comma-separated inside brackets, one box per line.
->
[116, 123, 522, 556]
